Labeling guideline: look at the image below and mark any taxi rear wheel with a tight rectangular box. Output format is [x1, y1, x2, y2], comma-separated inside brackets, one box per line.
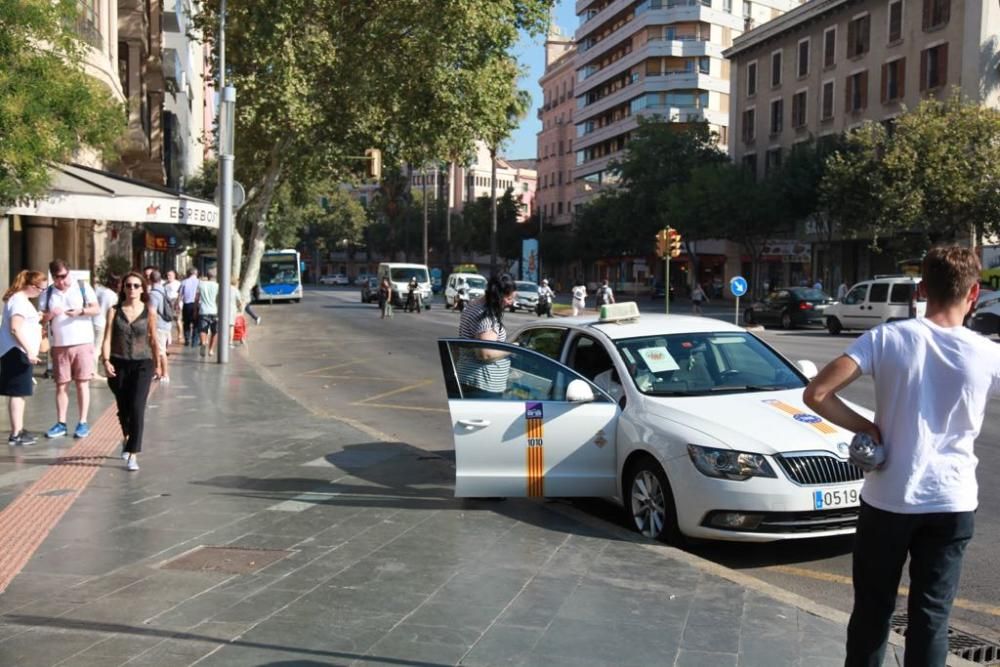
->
[626, 457, 681, 544]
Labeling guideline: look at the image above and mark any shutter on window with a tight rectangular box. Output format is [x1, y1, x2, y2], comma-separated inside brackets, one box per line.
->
[862, 16, 870, 53]
[881, 63, 889, 103]
[860, 70, 868, 108]
[845, 76, 852, 112]
[939, 44, 949, 86]
[847, 21, 856, 58]
[922, 0, 931, 29]
[898, 57, 906, 98]
[941, 0, 950, 25]
[919, 50, 928, 91]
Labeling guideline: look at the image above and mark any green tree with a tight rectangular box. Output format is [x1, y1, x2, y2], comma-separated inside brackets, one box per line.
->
[194, 0, 552, 301]
[0, 0, 124, 202]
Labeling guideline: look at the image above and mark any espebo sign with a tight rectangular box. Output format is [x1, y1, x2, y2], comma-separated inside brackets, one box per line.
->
[145, 199, 219, 227]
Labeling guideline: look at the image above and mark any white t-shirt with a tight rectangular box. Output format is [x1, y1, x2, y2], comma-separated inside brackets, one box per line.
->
[164, 279, 181, 303]
[572, 286, 587, 304]
[40, 283, 98, 348]
[0, 293, 41, 358]
[93, 285, 118, 329]
[846, 318, 1000, 514]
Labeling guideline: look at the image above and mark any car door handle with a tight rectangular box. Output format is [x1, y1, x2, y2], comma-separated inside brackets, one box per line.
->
[457, 418, 491, 429]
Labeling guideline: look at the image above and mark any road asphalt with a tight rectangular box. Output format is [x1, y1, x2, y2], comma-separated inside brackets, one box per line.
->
[0, 322, 971, 666]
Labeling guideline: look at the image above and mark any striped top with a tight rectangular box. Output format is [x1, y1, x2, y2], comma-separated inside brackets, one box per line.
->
[456, 301, 510, 394]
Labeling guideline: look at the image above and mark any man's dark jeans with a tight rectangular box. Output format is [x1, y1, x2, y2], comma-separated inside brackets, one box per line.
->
[846, 500, 974, 667]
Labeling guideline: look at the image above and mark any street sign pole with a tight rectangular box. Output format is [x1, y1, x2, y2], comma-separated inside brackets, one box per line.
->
[735, 295, 740, 325]
[664, 254, 670, 315]
[729, 276, 748, 326]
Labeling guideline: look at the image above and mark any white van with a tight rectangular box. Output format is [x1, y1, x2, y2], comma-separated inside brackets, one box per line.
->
[444, 273, 487, 309]
[377, 263, 432, 309]
[824, 276, 925, 334]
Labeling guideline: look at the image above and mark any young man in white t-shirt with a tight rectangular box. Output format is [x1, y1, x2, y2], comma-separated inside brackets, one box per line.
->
[39, 260, 100, 439]
[804, 247, 1000, 666]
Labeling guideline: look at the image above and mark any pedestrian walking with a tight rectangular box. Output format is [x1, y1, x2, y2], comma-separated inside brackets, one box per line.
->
[179, 267, 199, 346]
[595, 279, 615, 308]
[93, 274, 120, 378]
[163, 270, 182, 344]
[197, 268, 220, 356]
[39, 260, 100, 439]
[812, 278, 823, 291]
[804, 247, 1000, 666]
[456, 273, 516, 398]
[147, 271, 172, 383]
[102, 272, 162, 471]
[690, 283, 708, 316]
[1, 271, 46, 446]
[837, 280, 849, 301]
[378, 277, 393, 319]
[571, 281, 587, 316]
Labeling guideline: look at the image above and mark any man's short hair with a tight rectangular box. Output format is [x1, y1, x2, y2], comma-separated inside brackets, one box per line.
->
[206, 268, 217, 280]
[49, 259, 68, 276]
[149, 269, 162, 284]
[922, 246, 981, 305]
[186, 267, 197, 277]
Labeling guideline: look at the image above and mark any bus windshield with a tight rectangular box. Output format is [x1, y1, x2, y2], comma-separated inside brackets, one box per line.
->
[260, 255, 299, 285]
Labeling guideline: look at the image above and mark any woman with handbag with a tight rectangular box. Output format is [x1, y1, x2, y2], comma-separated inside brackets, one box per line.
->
[0, 271, 47, 446]
[101, 272, 162, 471]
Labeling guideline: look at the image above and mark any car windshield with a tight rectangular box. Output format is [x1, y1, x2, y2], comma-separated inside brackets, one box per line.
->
[390, 268, 429, 283]
[791, 288, 828, 300]
[516, 282, 538, 293]
[466, 277, 487, 290]
[614, 332, 805, 396]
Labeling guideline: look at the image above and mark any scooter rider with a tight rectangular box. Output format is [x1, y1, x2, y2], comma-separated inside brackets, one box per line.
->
[537, 279, 555, 318]
[406, 276, 422, 313]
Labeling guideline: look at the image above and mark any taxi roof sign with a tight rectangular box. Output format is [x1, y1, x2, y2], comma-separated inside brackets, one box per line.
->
[598, 302, 641, 323]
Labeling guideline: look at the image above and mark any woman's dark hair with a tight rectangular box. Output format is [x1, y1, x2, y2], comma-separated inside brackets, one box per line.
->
[482, 272, 517, 324]
[118, 271, 150, 305]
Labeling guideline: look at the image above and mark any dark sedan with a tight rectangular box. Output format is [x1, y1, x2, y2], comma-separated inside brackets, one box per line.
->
[744, 287, 834, 329]
[361, 276, 379, 303]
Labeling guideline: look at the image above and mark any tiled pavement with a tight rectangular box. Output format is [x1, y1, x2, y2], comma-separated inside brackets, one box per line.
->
[0, 347, 940, 666]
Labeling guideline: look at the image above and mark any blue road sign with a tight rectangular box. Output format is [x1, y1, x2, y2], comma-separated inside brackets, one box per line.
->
[730, 276, 748, 297]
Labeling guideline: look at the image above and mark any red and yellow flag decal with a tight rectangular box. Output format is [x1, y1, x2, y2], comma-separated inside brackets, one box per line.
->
[525, 402, 544, 497]
[763, 399, 838, 434]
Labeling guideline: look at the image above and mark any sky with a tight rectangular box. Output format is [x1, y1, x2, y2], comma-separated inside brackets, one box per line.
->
[505, 0, 578, 160]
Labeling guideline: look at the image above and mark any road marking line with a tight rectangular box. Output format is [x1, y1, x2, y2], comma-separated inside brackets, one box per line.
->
[349, 401, 449, 413]
[302, 358, 372, 376]
[355, 379, 433, 404]
[768, 564, 1000, 617]
[308, 374, 420, 382]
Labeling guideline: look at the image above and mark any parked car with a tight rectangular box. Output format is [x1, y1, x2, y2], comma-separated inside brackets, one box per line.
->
[512, 281, 540, 313]
[437, 302, 870, 543]
[744, 287, 834, 329]
[354, 273, 372, 286]
[824, 276, 925, 334]
[651, 282, 676, 302]
[969, 287, 1000, 337]
[360, 276, 379, 303]
[319, 273, 349, 286]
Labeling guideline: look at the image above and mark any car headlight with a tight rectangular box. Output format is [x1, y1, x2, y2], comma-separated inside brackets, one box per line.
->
[687, 444, 776, 481]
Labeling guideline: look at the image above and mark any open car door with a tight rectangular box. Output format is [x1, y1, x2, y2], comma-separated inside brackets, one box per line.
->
[438, 339, 619, 499]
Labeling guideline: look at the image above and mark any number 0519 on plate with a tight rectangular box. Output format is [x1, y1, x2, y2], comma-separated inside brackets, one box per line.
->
[813, 488, 860, 510]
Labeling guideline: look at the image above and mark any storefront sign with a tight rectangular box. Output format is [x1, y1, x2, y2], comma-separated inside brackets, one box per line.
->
[761, 240, 810, 262]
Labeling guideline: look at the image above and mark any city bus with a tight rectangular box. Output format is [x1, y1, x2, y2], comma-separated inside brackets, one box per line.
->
[254, 249, 303, 303]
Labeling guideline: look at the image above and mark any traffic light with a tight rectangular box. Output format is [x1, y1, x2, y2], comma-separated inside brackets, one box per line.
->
[365, 148, 382, 180]
[655, 229, 668, 257]
[668, 228, 683, 258]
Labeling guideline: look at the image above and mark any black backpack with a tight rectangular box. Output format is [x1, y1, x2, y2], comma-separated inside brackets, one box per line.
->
[151, 286, 173, 323]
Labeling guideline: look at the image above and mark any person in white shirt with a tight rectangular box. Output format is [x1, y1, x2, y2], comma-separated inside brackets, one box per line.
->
[595, 279, 615, 308]
[179, 267, 200, 346]
[836, 281, 849, 301]
[0, 271, 46, 446]
[39, 260, 100, 440]
[164, 270, 182, 344]
[197, 268, 221, 356]
[537, 279, 555, 318]
[571, 281, 587, 317]
[93, 275, 120, 378]
[805, 247, 1000, 666]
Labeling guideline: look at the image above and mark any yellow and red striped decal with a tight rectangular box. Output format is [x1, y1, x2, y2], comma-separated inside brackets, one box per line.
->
[525, 402, 545, 497]
[763, 399, 838, 434]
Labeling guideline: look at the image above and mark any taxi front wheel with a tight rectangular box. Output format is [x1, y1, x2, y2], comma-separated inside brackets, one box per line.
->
[626, 456, 682, 544]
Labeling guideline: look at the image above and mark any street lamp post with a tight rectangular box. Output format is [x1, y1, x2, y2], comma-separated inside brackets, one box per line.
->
[216, 0, 235, 363]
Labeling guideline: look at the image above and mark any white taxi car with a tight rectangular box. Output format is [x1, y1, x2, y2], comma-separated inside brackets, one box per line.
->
[438, 303, 870, 543]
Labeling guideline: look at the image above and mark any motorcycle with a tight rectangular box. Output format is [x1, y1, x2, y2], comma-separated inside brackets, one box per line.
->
[536, 291, 553, 318]
[405, 286, 423, 313]
[455, 286, 470, 312]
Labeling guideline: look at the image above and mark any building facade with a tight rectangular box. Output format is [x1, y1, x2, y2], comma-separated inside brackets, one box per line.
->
[536, 24, 577, 228]
[571, 0, 802, 207]
[162, 0, 208, 191]
[725, 0, 1000, 285]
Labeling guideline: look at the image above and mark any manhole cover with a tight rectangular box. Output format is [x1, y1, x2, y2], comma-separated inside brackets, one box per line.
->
[161, 546, 291, 575]
[891, 614, 1000, 664]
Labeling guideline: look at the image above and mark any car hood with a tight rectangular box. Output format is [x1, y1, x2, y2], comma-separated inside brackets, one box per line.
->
[640, 388, 871, 457]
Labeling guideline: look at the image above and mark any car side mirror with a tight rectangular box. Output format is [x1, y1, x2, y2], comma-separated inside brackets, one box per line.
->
[566, 379, 595, 403]
[796, 360, 819, 379]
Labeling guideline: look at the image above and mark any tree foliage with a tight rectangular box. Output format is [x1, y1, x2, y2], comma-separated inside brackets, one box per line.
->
[0, 0, 124, 202]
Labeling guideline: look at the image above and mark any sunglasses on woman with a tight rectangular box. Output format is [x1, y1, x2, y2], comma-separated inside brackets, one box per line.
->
[124, 283, 143, 290]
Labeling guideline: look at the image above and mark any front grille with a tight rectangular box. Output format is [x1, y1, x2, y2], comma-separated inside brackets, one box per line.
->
[702, 508, 859, 534]
[775, 453, 863, 485]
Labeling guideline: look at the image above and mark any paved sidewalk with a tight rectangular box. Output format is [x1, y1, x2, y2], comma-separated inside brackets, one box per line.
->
[0, 346, 926, 666]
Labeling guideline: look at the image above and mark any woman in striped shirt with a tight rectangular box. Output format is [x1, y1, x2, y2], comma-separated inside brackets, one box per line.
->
[456, 273, 517, 398]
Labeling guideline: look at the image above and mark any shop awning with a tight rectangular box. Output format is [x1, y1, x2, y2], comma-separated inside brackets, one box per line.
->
[3, 163, 219, 228]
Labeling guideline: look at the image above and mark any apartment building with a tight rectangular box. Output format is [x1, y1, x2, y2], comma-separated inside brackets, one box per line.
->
[725, 0, 1000, 283]
[537, 24, 577, 228]
[572, 0, 802, 206]
[163, 0, 209, 191]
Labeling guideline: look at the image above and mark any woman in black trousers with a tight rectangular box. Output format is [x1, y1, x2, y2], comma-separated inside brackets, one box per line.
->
[101, 272, 162, 471]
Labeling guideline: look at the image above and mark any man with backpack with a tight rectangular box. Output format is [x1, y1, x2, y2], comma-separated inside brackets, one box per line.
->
[596, 279, 615, 308]
[39, 260, 100, 439]
[148, 270, 172, 384]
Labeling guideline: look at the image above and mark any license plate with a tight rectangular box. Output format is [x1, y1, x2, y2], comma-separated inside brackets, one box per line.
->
[813, 487, 860, 510]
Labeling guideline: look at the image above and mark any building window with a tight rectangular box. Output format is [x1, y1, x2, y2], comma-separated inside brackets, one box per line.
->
[743, 0, 752, 17]
[771, 50, 782, 87]
[558, 171, 563, 185]
[770, 98, 783, 134]
[557, 202, 564, 214]
[920, 43, 948, 90]
[821, 80, 835, 120]
[823, 26, 836, 68]
[765, 148, 782, 175]
[791, 91, 807, 128]
[881, 58, 906, 102]
[847, 14, 871, 58]
[724, 0, 732, 12]
[699, 57, 710, 74]
[922, 0, 949, 30]
[742, 153, 757, 178]
[888, 0, 903, 42]
[846, 70, 869, 112]
[742, 108, 756, 143]
[747, 61, 757, 96]
[797, 39, 809, 78]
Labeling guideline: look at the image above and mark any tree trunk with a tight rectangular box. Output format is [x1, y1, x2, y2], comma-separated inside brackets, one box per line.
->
[490, 146, 497, 274]
[232, 227, 243, 284]
[238, 142, 287, 304]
